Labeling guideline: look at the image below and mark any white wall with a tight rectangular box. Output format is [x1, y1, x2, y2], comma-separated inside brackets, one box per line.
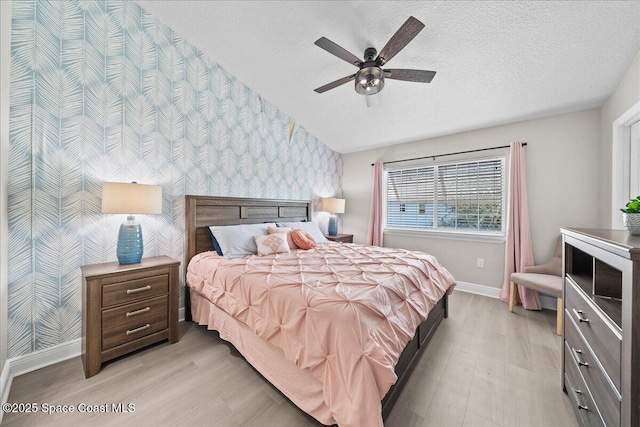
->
[599, 50, 640, 228]
[343, 109, 601, 288]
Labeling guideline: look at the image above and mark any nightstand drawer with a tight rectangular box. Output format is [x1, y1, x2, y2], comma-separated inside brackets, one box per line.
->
[565, 279, 621, 390]
[565, 313, 620, 426]
[102, 295, 168, 330]
[102, 274, 168, 308]
[102, 314, 168, 350]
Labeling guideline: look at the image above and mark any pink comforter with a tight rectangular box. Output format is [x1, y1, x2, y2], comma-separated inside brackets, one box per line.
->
[187, 243, 455, 427]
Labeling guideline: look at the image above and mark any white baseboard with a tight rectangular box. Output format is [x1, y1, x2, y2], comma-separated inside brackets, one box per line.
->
[0, 307, 187, 421]
[455, 281, 557, 311]
[0, 358, 11, 423]
[9, 338, 81, 379]
[0, 337, 80, 423]
[454, 281, 501, 299]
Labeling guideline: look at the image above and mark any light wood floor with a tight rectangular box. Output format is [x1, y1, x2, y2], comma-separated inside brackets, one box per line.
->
[3, 291, 578, 427]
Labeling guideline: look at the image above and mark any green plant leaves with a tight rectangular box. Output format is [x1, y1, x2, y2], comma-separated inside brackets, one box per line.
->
[622, 197, 640, 213]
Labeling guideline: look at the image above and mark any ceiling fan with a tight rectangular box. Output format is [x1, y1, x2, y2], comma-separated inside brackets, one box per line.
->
[313, 16, 436, 101]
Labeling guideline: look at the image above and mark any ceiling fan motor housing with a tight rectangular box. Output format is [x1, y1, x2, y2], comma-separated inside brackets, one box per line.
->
[364, 47, 377, 62]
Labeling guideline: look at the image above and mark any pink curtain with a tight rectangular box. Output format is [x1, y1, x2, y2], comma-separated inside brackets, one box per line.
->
[366, 161, 384, 246]
[500, 142, 541, 310]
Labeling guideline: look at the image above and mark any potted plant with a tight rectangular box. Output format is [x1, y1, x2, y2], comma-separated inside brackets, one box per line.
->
[621, 196, 640, 234]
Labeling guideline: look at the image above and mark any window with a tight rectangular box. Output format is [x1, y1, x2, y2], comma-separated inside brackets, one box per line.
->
[386, 157, 505, 235]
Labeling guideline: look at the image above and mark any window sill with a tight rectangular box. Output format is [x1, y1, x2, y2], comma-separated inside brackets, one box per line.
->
[384, 228, 506, 243]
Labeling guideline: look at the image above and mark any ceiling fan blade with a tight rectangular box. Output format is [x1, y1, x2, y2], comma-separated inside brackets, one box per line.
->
[384, 69, 436, 83]
[376, 16, 425, 66]
[315, 37, 363, 67]
[314, 74, 356, 93]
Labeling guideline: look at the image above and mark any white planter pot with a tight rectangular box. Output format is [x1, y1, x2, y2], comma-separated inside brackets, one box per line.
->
[623, 213, 640, 235]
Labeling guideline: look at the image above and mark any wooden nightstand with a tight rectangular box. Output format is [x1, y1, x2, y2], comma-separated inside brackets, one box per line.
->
[81, 256, 180, 378]
[325, 233, 354, 243]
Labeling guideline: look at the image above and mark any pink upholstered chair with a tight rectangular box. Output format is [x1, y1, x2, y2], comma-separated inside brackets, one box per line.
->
[509, 237, 563, 335]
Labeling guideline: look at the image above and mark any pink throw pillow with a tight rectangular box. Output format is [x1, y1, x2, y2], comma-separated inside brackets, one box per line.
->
[268, 226, 298, 249]
[291, 229, 317, 250]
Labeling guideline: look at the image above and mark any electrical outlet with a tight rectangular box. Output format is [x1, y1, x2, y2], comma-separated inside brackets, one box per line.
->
[477, 258, 485, 268]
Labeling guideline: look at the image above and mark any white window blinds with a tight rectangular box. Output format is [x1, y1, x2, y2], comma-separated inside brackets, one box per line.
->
[386, 157, 505, 234]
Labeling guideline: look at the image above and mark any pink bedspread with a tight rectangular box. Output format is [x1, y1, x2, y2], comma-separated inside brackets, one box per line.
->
[187, 243, 455, 427]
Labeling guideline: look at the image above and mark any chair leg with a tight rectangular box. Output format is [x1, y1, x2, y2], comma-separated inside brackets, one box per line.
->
[556, 297, 563, 336]
[509, 281, 516, 312]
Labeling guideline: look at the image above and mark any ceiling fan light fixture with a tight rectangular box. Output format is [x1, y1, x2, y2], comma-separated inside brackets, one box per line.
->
[355, 67, 384, 95]
[365, 92, 380, 108]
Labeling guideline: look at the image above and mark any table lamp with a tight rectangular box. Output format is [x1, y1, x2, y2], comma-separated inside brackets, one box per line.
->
[322, 198, 345, 236]
[101, 182, 162, 264]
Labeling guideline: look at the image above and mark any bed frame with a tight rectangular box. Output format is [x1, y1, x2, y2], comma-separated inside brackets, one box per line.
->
[183, 195, 448, 421]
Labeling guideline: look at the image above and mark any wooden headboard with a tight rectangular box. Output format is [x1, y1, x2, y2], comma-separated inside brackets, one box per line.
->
[184, 195, 312, 269]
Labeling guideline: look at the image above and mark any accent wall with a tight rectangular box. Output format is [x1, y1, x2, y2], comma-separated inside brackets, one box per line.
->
[8, 0, 343, 357]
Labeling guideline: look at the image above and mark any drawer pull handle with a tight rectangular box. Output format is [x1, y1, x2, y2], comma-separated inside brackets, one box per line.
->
[572, 348, 589, 367]
[125, 324, 151, 335]
[573, 309, 590, 323]
[126, 285, 152, 295]
[572, 388, 589, 411]
[126, 307, 151, 317]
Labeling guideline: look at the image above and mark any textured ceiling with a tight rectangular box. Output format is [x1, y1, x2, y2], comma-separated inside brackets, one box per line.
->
[135, 1, 640, 153]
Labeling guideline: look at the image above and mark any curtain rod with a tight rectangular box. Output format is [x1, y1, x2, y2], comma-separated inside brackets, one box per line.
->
[370, 142, 527, 166]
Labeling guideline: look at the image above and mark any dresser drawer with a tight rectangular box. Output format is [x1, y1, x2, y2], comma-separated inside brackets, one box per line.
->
[565, 279, 621, 390]
[102, 314, 167, 350]
[565, 314, 620, 426]
[564, 342, 605, 427]
[102, 274, 168, 308]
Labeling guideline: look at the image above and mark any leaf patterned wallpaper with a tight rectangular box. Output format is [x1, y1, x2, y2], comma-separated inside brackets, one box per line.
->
[8, 0, 343, 358]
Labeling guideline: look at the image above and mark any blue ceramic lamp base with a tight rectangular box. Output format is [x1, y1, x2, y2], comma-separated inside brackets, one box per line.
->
[328, 215, 338, 236]
[117, 215, 144, 264]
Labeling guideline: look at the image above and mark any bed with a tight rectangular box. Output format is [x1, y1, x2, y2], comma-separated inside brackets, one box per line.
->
[183, 195, 455, 426]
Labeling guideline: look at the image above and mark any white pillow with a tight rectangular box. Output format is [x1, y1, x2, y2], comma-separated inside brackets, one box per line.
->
[254, 233, 290, 256]
[209, 223, 276, 258]
[277, 221, 329, 244]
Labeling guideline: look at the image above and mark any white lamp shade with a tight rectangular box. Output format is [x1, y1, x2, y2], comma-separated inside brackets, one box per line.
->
[322, 198, 345, 214]
[101, 182, 162, 215]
